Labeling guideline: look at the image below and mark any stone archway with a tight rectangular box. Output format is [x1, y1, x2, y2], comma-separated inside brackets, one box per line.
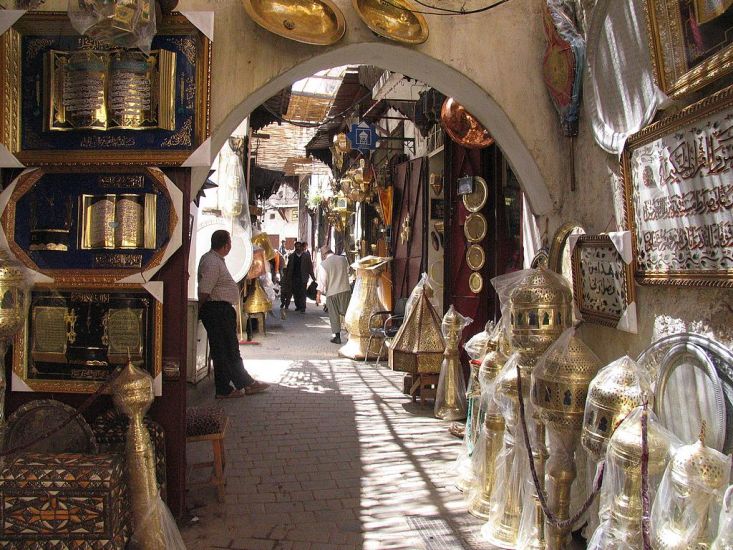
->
[209, 43, 554, 215]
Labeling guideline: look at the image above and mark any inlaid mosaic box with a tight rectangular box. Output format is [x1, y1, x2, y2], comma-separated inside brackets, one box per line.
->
[0, 452, 129, 548]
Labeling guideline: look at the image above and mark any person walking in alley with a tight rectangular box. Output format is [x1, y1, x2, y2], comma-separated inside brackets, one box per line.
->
[282, 241, 315, 314]
[316, 246, 351, 344]
[198, 229, 270, 398]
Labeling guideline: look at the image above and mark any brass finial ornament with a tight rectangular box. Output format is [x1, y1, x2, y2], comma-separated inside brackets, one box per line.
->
[242, 0, 347, 45]
[652, 422, 731, 550]
[113, 359, 166, 549]
[434, 305, 472, 421]
[531, 329, 601, 550]
[0, 249, 29, 432]
[352, 0, 429, 44]
[251, 232, 276, 261]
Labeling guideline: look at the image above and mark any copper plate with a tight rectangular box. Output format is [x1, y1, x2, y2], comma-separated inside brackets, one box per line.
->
[352, 0, 429, 45]
[440, 98, 494, 149]
[469, 272, 483, 293]
[466, 244, 485, 270]
[243, 0, 346, 45]
[462, 176, 488, 212]
[464, 213, 487, 243]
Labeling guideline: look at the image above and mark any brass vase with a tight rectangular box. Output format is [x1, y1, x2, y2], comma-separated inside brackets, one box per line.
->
[531, 332, 601, 550]
[113, 360, 165, 549]
[0, 250, 28, 432]
[339, 256, 390, 360]
[434, 305, 470, 421]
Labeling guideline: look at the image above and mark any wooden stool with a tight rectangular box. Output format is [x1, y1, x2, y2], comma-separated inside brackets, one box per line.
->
[409, 373, 440, 405]
[186, 406, 228, 502]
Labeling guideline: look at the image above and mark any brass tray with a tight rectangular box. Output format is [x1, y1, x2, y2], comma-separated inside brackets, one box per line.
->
[352, 0, 429, 45]
[462, 176, 488, 212]
[466, 244, 485, 270]
[243, 0, 346, 45]
[469, 272, 483, 294]
[464, 213, 487, 243]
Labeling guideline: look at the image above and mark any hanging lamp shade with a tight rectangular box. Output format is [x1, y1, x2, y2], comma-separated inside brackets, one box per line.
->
[389, 287, 445, 374]
[243, 278, 272, 315]
[440, 98, 494, 149]
[352, 0, 428, 44]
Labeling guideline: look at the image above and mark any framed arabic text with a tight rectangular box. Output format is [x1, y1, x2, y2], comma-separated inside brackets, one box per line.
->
[1, 167, 177, 284]
[647, 0, 733, 98]
[621, 84, 733, 287]
[0, 12, 210, 165]
[571, 234, 636, 331]
[12, 285, 162, 394]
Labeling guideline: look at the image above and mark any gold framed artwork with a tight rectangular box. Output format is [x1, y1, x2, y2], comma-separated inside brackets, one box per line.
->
[12, 285, 163, 395]
[571, 234, 637, 332]
[1, 166, 178, 284]
[0, 12, 211, 165]
[646, 0, 733, 98]
[621, 84, 733, 287]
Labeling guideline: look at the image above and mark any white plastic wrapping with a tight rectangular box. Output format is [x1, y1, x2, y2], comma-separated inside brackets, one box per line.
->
[129, 494, 186, 549]
[590, 407, 681, 550]
[405, 272, 436, 319]
[68, 0, 157, 53]
[464, 320, 496, 361]
[651, 439, 731, 549]
[711, 485, 733, 550]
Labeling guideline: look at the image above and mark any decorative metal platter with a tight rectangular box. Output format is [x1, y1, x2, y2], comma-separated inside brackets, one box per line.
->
[243, 0, 346, 45]
[462, 176, 488, 212]
[352, 0, 429, 45]
[428, 259, 444, 288]
[5, 399, 98, 454]
[466, 244, 485, 270]
[637, 333, 733, 454]
[469, 272, 483, 294]
[464, 213, 487, 243]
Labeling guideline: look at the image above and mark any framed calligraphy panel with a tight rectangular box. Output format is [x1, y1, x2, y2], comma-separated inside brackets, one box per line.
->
[0, 12, 210, 165]
[12, 285, 162, 395]
[621, 84, 733, 287]
[647, 0, 733, 98]
[571, 233, 637, 332]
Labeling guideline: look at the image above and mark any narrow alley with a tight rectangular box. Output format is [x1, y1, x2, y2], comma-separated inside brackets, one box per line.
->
[183, 304, 497, 550]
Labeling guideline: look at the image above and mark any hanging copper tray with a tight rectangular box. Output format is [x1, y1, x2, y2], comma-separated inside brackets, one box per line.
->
[243, 0, 346, 45]
[352, 0, 429, 45]
[469, 272, 483, 293]
[462, 176, 488, 212]
[464, 213, 487, 243]
[466, 244, 485, 270]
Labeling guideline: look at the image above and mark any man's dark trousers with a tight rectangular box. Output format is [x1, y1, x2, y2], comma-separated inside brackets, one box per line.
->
[292, 275, 306, 311]
[200, 301, 254, 395]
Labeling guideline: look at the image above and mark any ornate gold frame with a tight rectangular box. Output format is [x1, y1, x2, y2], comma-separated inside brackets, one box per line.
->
[1, 166, 178, 285]
[646, 0, 733, 98]
[13, 283, 163, 394]
[571, 234, 636, 328]
[621, 83, 733, 287]
[0, 12, 211, 165]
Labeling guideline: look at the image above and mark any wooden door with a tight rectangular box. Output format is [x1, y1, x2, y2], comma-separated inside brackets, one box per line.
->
[391, 157, 426, 302]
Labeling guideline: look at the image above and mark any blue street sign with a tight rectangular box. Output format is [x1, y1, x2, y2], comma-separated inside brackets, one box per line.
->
[346, 122, 379, 152]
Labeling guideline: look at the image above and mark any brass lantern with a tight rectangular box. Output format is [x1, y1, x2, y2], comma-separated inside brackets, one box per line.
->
[652, 429, 731, 550]
[0, 250, 29, 430]
[243, 278, 272, 315]
[531, 331, 601, 550]
[603, 408, 677, 549]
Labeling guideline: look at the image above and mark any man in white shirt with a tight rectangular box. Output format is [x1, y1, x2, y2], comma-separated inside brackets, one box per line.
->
[198, 230, 269, 398]
[316, 246, 351, 344]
